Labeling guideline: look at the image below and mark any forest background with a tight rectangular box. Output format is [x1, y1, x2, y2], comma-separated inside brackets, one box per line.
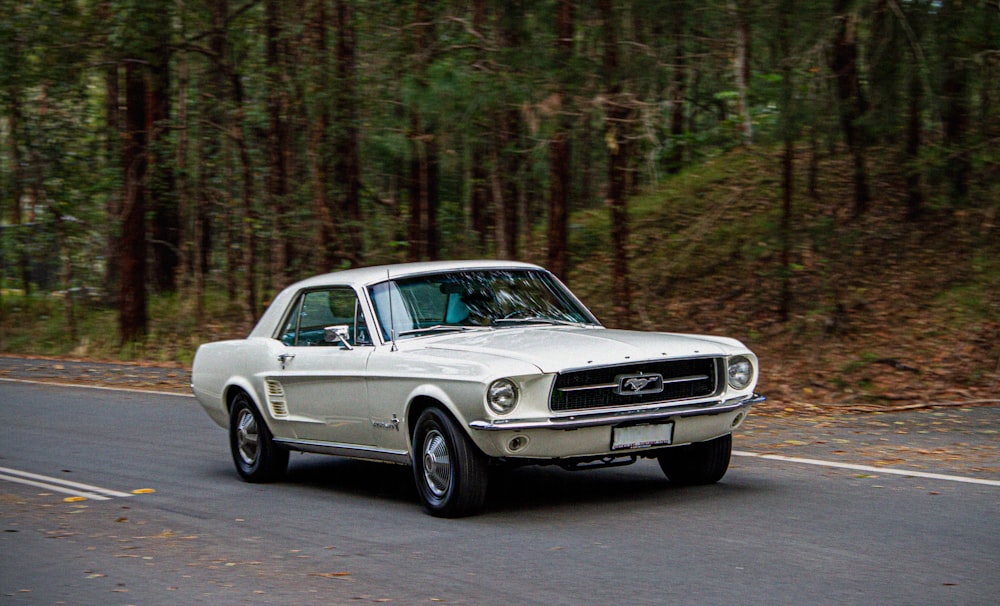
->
[1, 0, 998, 411]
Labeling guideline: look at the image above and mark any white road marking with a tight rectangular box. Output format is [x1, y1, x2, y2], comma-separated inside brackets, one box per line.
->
[0, 466, 135, 500]
[734, 450, 1000, 487]
[0, 376, 193, 398]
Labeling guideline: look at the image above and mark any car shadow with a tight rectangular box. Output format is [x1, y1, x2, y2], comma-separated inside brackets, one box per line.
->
[276, 454, 769, 517]
[284, 454, 418, 503]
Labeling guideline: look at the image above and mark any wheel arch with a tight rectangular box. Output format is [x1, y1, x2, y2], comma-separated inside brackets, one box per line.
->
[406, 391, 481, 454]
[223, 379, 264, 417]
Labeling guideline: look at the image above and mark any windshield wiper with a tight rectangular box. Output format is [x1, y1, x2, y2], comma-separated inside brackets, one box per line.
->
[491, 317, 587, 327]
[396, 325, 490, 337]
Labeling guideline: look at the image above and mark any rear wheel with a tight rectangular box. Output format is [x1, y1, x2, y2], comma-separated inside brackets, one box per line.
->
[657, 433, 732, 485]
[411, 408, 488, 518]
[229, 391, 288, 483]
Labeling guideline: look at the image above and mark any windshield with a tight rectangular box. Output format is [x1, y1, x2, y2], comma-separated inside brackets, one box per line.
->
[367, 269, 599, 341]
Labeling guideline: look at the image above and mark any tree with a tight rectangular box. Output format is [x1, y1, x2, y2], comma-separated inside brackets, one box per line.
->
[147, 0, 179, 293]
[547, 0, 574, 280]
[335, 0, 364, 264]
[830, 0, 871, 216]
[406, 0, 440, 262]
[266, 0, 294, 284]
[937, 0, 971, 203]
[120, 60, 148, 345]
[601, 0, 633, 328]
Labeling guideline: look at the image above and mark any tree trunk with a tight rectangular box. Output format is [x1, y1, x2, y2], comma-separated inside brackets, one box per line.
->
[175, 43, 190, 294]
[470, 148, 490, 252]
[732, 0, 753, 146]
[408, 113, 426, 262]
[120, 62, 148, 345]
[57, 217, 76, 341]
[469, 0, 490, 254]
[5, 87, 31, 296]
[266, 0, 292, 284]
[499, 110, 521, 260]
[148, 0, 178, 293]
[830, 2, 870, 216]
[547, 0, 573, 281]
[779, 137, 793, 322]
[489, 142, 508, 258]
[407, 1, 438, 262]
[104, 62, 121, 302]
[335, 0, 364, 264]
[237, 127, 257, 324]
[601, 0, 632, 328]
[905, 71, 923, 219]
[665, 0, 686, 173]
[939, 0, 969, 203]
[309, 0, 336, 270]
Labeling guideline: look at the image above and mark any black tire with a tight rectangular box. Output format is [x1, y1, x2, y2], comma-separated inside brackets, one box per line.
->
[411, 407, 489, 518]
[657, 433, 732, 485]
[229, 391, 289, 483]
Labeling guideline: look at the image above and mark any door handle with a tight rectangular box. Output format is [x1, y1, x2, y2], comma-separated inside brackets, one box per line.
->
[277, 353, 295, 368]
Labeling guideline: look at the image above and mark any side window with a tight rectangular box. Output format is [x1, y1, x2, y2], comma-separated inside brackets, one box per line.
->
[279, 287, 371, 347]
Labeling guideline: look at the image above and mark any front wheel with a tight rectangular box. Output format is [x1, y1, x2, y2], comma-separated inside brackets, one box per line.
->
[229, 391, 289, 483]
[657, 433, 732, 485]
[411, 408, 489, 518]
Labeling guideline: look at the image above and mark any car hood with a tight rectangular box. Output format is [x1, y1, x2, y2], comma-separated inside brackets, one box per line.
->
[421, 326, 748, 374]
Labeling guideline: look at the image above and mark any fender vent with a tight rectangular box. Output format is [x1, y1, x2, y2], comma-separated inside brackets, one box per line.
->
[265, 380, 289, 417]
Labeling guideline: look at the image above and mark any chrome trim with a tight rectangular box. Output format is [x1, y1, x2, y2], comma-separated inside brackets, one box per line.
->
[274, 438, 410, 465]
[661, 374, 710, 385]
[470, 393, 764, 432]
[557, 382, 618, 392]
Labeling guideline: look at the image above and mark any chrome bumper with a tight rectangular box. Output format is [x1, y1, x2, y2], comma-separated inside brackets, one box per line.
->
[469, 393, 764, 432]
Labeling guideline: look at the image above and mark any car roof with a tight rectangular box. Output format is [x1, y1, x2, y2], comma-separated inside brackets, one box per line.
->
[289, 259, 544, 290]
[249, 260, 547, 339]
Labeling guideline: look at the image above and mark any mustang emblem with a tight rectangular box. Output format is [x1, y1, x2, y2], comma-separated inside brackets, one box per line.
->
[616, 373, 665, 395]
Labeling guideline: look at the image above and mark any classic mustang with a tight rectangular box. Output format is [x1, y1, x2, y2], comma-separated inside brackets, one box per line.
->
[192, 260, 762, 517]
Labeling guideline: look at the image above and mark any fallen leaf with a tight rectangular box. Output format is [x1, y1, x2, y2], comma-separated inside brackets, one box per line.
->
[309, 572, 352, 578]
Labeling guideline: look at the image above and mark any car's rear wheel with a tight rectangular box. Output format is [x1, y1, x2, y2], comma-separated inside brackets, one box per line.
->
[657, 433, 732, 485]
[229, 391, 288, 483]
[411, 407, 488, 518]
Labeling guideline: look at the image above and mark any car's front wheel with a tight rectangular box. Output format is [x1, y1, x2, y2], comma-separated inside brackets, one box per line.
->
[411, 407, 489, 518]
[657, 433, 732, 485]
[229, 391, 288, 483]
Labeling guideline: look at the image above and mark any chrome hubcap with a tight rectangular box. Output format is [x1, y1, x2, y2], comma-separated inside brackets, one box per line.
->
[422, 429, 451, 498]
[236, 408, 260, 465]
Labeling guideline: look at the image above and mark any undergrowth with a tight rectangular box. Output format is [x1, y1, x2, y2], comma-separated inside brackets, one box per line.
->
[2, 145, 998, 408]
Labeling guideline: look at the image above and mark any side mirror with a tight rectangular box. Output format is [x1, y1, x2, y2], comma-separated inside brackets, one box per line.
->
[324, 325, 354, 350]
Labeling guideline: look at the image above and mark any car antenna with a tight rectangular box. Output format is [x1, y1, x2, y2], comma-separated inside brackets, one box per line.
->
[387, 267, 398, 352]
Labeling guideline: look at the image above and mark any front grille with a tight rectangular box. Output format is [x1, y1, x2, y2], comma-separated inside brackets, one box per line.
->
[550, 358, 720, 412]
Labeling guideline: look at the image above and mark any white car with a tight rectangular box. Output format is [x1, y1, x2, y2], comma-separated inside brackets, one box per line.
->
[191, 260, 762, 517]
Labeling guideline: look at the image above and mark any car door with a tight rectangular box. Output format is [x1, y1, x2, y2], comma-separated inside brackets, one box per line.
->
[270, 286, 375, 446]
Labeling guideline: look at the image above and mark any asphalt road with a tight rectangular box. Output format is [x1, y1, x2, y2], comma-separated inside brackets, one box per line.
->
[1, 381, 998, 605]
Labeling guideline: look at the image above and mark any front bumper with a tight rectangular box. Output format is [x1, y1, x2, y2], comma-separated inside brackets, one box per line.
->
[470, 393, 764, 431]
[467, 393, 764, 459]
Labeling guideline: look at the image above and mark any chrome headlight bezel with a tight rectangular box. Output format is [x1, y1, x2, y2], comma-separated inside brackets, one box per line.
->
[486, 378, 519, 415]
[727, 355, 754, 390]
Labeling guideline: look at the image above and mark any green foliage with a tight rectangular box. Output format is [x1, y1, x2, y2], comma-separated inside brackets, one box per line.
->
[1, 0, 998, 357]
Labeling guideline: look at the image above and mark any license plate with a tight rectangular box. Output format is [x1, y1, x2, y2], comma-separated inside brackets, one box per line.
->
[612, 422, 674, 450]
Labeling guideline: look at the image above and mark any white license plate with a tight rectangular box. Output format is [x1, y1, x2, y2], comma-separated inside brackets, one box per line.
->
[612, 422, 674, 450]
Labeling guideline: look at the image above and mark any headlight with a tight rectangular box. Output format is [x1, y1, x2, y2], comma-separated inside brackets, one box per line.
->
[727, 356, 754, 390]
[487, 379, 519, 414]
